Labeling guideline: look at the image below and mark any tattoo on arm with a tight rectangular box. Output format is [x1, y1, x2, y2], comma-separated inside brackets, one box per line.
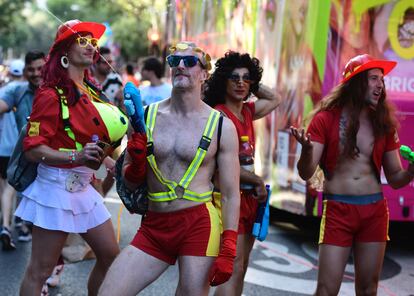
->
[339, 113, 347, 151]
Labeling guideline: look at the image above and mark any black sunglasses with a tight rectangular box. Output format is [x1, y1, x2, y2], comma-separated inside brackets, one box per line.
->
[228, 73, 252, 83]
[167, 55, 201, 68]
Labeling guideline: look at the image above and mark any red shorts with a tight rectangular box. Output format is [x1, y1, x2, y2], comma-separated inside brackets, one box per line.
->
[238, 192, 259, 234]
[319, 197, 389, 247]
[130, 202, 221, 265]
[212, 191, 258, 234]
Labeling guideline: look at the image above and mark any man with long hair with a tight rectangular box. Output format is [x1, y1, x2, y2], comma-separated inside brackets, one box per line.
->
[15, 20, 128, 296]
[204, 51, 280, 296]
[99, 42, 240, 296]
[291, 54, 414, 295]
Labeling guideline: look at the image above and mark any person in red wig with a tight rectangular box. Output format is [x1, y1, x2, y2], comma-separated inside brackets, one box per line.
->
[16, 20, 127, 296]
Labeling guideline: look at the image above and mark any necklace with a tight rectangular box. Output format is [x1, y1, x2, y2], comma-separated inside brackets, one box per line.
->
[74, 81, 106, 104]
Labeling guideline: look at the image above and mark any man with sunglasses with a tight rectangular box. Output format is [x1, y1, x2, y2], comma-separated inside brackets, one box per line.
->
[204, 51, 281, 296]
[99, 42, 240, 296]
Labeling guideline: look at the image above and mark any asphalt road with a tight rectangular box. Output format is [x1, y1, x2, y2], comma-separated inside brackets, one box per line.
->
[1, 191, 414, 296]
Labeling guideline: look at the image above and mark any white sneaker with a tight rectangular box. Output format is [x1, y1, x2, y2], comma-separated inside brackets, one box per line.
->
[46, 264, 64, 287]
[41, 283, 49, 296]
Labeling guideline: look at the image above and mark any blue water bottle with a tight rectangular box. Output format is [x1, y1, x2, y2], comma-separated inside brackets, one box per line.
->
[252, 184, 271, 241]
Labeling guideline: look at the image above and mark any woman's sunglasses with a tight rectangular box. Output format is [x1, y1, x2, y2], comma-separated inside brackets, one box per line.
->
[76, 37, 99, 48]
[228, 73, 252, 84]
[166, 55, 201, 68]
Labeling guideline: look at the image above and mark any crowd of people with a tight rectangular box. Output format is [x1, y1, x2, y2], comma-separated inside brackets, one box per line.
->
[0, 18, 413, 296]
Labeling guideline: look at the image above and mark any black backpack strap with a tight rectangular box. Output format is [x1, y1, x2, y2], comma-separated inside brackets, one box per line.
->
[217, 115, 223, 152]
[144, 105, 149, 122]
[215, 115, 223, 167]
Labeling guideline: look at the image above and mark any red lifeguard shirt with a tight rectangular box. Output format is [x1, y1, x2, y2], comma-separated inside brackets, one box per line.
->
[215, 102, 256, 150]
[215, 102, 256, 199]
[24, 86, 112, 168]
[307, 108, 400, 179]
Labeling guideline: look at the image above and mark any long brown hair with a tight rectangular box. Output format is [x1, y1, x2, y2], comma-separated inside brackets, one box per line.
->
[309, 70, 399, 158]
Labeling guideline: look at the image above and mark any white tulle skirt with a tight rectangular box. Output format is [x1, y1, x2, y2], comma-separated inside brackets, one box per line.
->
[15, 164, 111, 233]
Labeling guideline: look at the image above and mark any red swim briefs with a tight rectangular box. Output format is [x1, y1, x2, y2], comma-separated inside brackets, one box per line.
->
[212, 191, 258, 235]
[130, 202, 221, 264]
[319, 197, 389, 247]
[238, 192, 259, 234]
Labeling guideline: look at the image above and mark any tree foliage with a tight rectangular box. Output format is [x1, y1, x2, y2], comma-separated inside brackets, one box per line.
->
[0, 0, 168, 62]
[0, 0, 26, 34]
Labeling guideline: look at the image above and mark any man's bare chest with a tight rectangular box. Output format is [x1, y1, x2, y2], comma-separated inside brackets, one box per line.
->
[151, 114, 212, 163]
[356, 121, 375, 156]
[339, 113, 374, 156]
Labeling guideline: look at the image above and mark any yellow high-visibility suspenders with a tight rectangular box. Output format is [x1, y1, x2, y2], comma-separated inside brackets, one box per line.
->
[145, 103, 220, 202]
[55, 87, 83, 152]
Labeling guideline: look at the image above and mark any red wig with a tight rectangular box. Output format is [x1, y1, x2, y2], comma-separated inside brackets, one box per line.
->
[42, 33, 100, 105]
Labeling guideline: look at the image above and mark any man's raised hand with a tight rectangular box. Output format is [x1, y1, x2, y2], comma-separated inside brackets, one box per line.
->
[290, 126, 313, 151]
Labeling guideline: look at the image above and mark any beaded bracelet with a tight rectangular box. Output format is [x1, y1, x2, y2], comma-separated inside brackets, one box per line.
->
[68, 150, 76, 164]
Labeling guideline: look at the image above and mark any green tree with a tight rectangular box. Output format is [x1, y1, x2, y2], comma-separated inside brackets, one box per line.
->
[0, 0, 30, 59]
[0, 0, 168, 62]
[0, 0, 27, 34]
[111, 16, 150, 61]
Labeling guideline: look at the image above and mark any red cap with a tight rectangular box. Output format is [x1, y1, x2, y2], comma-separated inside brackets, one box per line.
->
[341, 54, 396, 83]
[54, 19, 106, 45]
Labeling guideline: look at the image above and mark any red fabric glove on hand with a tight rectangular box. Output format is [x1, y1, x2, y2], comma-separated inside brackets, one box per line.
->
[208, 229, 238, 286]
[124, 132, 147, 184]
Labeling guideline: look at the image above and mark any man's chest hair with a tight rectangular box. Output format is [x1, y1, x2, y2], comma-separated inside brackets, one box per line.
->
[338, 113, 374, 156]
[151, 113, 215, 163]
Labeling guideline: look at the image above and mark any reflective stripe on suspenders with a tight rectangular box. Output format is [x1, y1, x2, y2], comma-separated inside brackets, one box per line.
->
[55, 87, 83, 152]
[145, 103, 220, 202]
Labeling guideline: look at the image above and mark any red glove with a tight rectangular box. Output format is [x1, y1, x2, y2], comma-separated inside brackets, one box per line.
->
[208, 229, 238, 286]
[124, 133, 147, 184]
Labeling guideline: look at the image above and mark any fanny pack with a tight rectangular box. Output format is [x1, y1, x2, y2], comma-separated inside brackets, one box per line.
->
[65, 172, 92, 193]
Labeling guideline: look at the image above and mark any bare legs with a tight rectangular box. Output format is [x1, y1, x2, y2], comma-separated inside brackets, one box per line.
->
[99, 246, 169, 296]
[176, 255, 215, 296]
[20, 219, 119, 296]
[353, 242, 386, 296]
[99, 247, 216, 296]
[1, 182, 16, 229]
[315, 244, 351, 296]
[315, 242, 386, 296]
[20, 226, 68, 296]
[80, 219, 120, 296]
